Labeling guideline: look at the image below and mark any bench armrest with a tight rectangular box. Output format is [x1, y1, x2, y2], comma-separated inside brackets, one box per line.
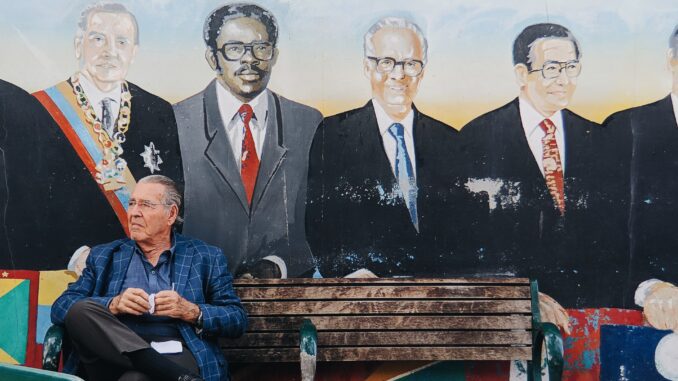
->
[532, 322, 563, 381]
[42, 325, 64, 371]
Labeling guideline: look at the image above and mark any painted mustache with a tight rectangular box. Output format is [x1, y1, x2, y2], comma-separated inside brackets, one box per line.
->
[235, 64, 265, 77]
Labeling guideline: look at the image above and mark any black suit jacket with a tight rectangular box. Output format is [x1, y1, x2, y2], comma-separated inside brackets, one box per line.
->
[306, 101, 481, 277]
[0, 79, 54, 268]
[4, 81, 184, 270]
[460, 98, 625, 308]
[604, 95, 678, 292]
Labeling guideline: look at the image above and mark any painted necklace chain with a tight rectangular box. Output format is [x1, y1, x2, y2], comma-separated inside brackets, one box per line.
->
[70, 74, 132, 191]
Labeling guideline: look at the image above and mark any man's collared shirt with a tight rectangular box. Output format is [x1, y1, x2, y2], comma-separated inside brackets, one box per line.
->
[119, 236, 179, 338]
[216, 82, 269, 170]
[372, 99, 417, 178]
[78, 73, 122, 125]
[671, 92, 678, 128]
[518, 96, 566, 177]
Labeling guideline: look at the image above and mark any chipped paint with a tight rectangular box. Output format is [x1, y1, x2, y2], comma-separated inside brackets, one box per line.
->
[465, 177, 521, 210]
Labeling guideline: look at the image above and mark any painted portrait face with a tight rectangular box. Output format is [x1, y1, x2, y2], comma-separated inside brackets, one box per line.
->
[518, 38, 579, 117]
[127, 182, 176, 245]
[364, 27, 425, 121]
[75, 11, 138, 91]
[207, 17, 277, 102]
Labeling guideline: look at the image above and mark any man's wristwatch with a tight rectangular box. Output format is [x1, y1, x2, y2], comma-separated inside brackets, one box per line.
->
[195, 309, 203, 328]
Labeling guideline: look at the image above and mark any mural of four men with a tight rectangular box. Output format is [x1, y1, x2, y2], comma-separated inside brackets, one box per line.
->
[1, 2, 677, 318]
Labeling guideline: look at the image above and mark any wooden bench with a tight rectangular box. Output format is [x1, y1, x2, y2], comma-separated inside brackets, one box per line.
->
[223, 278, 563, 381]
[42, 277, 562, 380]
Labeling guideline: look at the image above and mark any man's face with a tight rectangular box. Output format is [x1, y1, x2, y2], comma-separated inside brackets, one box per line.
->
[207, 17, 277, 102]
[364, 27, 425, 120]
[669, 48, 678, 94]
[519, 38, 578, 117]
[127, 182, 176, 245]
[75, 11, 138, 90]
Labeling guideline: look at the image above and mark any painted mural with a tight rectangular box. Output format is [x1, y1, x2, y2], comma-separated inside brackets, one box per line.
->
[1, 0, 678, 380]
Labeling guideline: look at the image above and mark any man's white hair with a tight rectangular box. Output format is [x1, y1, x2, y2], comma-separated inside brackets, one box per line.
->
[75, 2, 139, 45]
[363, 17, 428, 64]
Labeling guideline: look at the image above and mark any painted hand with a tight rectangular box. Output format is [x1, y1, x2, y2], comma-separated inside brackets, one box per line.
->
[538, 292, 571, 335]
[344, 268, 378, 278]
[644, 282, 678, 331]
[110, 287, 150, 316]
[154, 290, 201, 323]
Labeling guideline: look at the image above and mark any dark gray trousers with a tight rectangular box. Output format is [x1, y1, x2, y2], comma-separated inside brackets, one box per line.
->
[64, 300, 199, 381]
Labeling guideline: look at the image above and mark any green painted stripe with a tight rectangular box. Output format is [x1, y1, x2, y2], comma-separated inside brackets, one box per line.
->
[0, 280, 29, 364]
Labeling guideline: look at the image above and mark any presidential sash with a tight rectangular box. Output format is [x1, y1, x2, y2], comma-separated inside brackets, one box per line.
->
[33, 80, 136, 235]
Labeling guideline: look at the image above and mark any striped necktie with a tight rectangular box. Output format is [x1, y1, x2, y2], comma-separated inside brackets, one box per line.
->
[539, 118, 565, 215]
[388, 122, 419, 231]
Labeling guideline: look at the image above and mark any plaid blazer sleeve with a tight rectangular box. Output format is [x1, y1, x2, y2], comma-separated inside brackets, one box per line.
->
[50, 244, 115, 325]
[195, 245, 248, 338]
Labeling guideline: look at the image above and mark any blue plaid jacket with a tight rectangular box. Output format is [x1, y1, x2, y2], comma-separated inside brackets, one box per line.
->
[51, 234, 248, 381]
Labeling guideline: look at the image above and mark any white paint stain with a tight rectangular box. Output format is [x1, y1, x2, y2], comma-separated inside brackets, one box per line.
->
[465, 177, 521, 211]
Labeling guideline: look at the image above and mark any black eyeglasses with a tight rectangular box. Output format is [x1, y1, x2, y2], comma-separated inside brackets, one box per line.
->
[367, 56, 424, 77]
[218, 42, 274, 61]
[529, 60, 581, 79]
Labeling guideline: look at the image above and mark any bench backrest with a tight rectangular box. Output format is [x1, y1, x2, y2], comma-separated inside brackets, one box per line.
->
[221, 278, 535, 362]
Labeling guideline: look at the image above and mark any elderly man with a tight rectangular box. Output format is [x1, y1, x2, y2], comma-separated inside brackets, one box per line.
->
[306, 17, 477, 278]
[174, 3, 322, 278]
[32, 2, 183, 269]
[460, 23, 622, 324]
[604, 25, 678, 329]
[51, 175, 247, 381]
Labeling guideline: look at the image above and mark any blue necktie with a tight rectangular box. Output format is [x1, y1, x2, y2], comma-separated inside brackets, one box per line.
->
[388, 123, 418, 231]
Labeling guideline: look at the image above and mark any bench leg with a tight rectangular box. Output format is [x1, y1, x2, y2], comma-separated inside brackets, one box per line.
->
[299, 319, 318, 381]
[532, 322, 564, 381]
[43, 324, 65, 371]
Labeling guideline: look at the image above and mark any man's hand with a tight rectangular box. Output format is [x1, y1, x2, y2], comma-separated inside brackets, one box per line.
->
[538, 292, 571, 335]
[154, 290, 201, 324]
[109, 288, 150, 316]
[644, 283, 678, 331]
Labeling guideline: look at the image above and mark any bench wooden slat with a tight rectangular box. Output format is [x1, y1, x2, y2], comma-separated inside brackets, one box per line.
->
[222, 330, 532, 347]
[242, 300, 532, 315]
[234, 278, 530, 286]
[223, 346, 533, 362]
[236, 285, 531, 300]
[247, 315, 532, 331]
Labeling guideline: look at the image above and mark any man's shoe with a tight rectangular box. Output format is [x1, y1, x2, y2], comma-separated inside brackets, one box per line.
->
[177, 375, 203, 381]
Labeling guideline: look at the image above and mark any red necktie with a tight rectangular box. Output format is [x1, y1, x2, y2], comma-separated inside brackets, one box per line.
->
[238, 104, 259, 206]
[539, 119, 565, 215]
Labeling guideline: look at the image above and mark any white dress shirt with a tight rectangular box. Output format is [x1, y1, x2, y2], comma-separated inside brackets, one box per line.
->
[518, 96, 566, 177]
[216, 82, 268, 170]
[78, 73, 121, 127]
[372, 99, 417, 178]
[671, 92, 678, 128]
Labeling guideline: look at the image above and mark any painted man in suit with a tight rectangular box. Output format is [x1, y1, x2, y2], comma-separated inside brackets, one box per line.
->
[174, 3, 322, 278]
[460, 23, 618, 313]
[306, 17, 478, 278]
[604, 24, 678, 329]
[0, 79, 60, 269]
[51, 175, 247, 381]
[31, 2, 183, 270]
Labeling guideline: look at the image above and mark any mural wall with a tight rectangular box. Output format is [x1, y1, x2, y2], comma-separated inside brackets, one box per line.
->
[1, 0, 678, 379]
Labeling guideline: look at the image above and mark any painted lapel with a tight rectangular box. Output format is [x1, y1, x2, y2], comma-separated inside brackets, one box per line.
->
[251, 91, 287, 212]
[202, 80, 250, 214]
